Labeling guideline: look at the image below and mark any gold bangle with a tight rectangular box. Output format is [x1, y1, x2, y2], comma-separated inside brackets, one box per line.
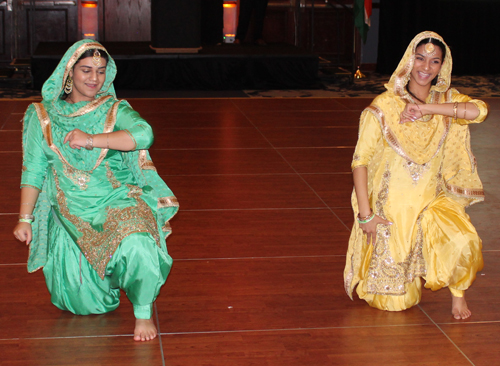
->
[21, 202, 34, 206]
[358, 210, 373, 221]
[463, 103, 467, 119]
[453, 102, 458, 121]
[85, 135, 94, 150]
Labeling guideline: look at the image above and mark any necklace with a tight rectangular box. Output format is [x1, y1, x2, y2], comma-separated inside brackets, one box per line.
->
[406, 86, 426, 104]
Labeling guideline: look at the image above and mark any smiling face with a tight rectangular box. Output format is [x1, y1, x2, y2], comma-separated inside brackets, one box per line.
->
[68, 56, 107, 103]
[409, 44, 443, 90]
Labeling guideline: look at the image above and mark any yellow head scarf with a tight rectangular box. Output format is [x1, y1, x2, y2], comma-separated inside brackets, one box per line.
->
[385, 31, 452, 98]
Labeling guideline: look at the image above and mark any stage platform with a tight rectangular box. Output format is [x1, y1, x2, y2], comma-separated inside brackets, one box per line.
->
[32, 42, 319, 91]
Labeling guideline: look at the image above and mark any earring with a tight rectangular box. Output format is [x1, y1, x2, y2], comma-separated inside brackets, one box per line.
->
[64, 75, 73, 94]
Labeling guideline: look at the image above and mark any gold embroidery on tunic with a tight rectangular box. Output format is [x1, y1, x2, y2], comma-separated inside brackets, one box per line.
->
[367, 165, 427, 296]
[105, 162, 121, 189]
[158, 196, 179, 209]
[63, 163, 91, 190]
[52, 169, 161, 279]
[403, 160, 430, 184]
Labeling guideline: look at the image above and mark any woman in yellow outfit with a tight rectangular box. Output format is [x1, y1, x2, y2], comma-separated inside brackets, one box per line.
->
[344, 31, 488, 319]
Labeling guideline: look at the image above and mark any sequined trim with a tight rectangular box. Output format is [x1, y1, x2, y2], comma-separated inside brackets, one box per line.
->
[105, 162, 122, 189]
[20, 184, 42, 192]
[403, 160, 430, 184]
[124, 129, 137, 150]
[162, 221, 172, 233]
[351, 164, 368, 172]
[366, 105, 450, 165]
[33, 102, 120, 189]
[52, 168, 161, 279]
[444, 183, 484, 198]
[158, 196, 179, 209]
[139, 150, 157, 171]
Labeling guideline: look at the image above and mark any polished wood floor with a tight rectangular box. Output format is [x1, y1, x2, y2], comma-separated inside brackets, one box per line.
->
[1, 97, 499, 366]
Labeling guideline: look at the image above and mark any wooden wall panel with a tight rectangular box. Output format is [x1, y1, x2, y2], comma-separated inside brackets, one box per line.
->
[22, 6, 78, 58]
[104, 0, 151, 42]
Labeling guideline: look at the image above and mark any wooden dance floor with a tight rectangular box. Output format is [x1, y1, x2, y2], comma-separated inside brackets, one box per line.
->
[1, 97, 499, 365]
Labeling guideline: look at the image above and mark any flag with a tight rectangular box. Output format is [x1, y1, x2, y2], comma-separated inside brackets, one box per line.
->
[354, 0, 372, 44]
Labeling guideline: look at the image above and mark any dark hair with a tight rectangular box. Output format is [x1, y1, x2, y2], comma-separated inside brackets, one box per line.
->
[76, 48, 109, 64]
[415, 38, 446, 85]
[416, 38, 446, 61]
[61, 49, 109, 99]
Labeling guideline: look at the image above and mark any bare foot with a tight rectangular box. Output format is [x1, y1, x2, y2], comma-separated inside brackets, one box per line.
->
[451, 295, 471, 320]
[134, 318, 157, 342]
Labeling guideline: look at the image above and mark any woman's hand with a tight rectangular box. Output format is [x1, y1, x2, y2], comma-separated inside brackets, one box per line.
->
[359, 215, 392, 245]
[64, 129, 91, 150]
[13, 222, 33, 245]
[400, 103, 424, 124]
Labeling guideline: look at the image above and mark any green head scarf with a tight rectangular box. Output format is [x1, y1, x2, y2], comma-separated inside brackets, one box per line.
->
[37, 40, 120, 171]
[42, 39, 117, 102]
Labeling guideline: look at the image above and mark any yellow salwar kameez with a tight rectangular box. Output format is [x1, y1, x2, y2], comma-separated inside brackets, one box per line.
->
[344, 31, 488, 311]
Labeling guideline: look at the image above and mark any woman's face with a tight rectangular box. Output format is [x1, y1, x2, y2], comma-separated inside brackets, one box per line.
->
[409, 44, 443, 89]
[68, 56, 107, 102]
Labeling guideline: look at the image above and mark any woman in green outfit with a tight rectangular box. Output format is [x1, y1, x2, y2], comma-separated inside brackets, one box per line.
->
[12, 39, 179, 342]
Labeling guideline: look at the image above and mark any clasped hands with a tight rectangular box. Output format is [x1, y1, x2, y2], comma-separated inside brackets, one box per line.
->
[400, 103, 425, 124]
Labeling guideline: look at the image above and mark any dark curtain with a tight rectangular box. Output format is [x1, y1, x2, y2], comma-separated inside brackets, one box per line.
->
[377, 0, 500, 75]
[200, 1, 223, 46]
[151, 0, 201, 48]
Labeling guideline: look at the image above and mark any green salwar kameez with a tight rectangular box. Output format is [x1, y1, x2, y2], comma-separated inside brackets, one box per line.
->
[21, 40, 178, 319]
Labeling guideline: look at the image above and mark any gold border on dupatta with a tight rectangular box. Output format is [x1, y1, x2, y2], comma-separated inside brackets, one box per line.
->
[33, 101, 121, 174]
[139, 150, 157, 171]
[366, 105, 450, 166]
[157, 196, 179, 209]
